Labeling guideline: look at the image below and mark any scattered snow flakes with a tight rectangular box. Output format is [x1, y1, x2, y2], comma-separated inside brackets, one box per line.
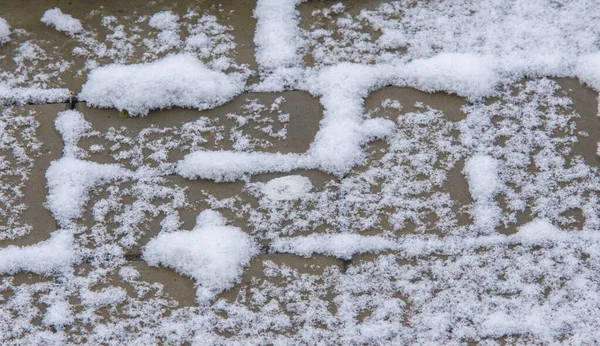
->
[147, 11, 182, 54]
[143, 210, 258, 303]
[41, 8, 83, 36]
[78, 54, 246, 116]
[0, 230, 76, 275]
[0, 108, 41, 240]
[261, 175, 312, 201]
[0, 17, 10, 43]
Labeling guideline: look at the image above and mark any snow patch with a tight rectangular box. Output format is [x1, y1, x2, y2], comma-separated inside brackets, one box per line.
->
[262, 175, 312, 201]
[0, 86, 71, 105]
[45, 157, 132, 226]
[54, 110, 92, 158]
[177, 151, 308, 182]
[516, 219, 564, 245]
[79, 54, 245, 116]
[143, 210, 258, 303]
[464, 155, 502, 232]
[272, 234, 397, 260]
[0, 17, 10, 43]
[43, 297, 74, 327]
[254, 0, 304, 69]
[0, 230, 76, 275]
[148, 11, 180, 31]
[402, 53, 499, 101]
[41, 8, 83, 35]
[576, 53, 600, 91]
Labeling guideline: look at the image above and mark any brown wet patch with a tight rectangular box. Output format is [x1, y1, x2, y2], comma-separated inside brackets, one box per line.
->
[0, 104, 65, 248]
[555, 78, 600, 169]
[365, 86, 468, 122]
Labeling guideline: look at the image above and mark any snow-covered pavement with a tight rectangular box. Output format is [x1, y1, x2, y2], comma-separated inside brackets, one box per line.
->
[1, 0, 600, 344]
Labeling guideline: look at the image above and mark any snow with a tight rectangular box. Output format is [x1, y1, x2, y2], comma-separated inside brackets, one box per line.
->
[0, 17, 10, 43]
[148, 11, 180, 31]
[3, 0, 600, 344]
[177, 150, 308, 181]
[0, 230, 76, 275]
[42, 297, 74, 327]
[41, 8, 83, 35]
[516, 218, 564, 245]
[261, 175, 312, 201]
[402, 53, 499, 101]
[143, 210, 258, 303]
[254, 0, 304, 69]
[79, 54, 245, 116]
[45, 157, 132, 226]
[270, 220, 596, 260]
[54, 110, 93, 158]
[272, 234, 396, 259]
[464, 155, 502, 231]
[0, 86, 71, 105]
[576, 53, 600, 91]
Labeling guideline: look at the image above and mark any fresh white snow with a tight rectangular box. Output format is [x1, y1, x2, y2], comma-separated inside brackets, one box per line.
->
[45, 157, 132, 226]
[464, 154, 502, 232]
[54, 110, 93, 158]
[0, 230, 76, 275]
[0, 86, 71, 105]
[79, 54, 245, 116]
[148, 11, 180, 31]
[272, 233, 396, 259]
[41, 8, 83, 35]
[143, 210, 258, 303]
[254, 0, 304, 69]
